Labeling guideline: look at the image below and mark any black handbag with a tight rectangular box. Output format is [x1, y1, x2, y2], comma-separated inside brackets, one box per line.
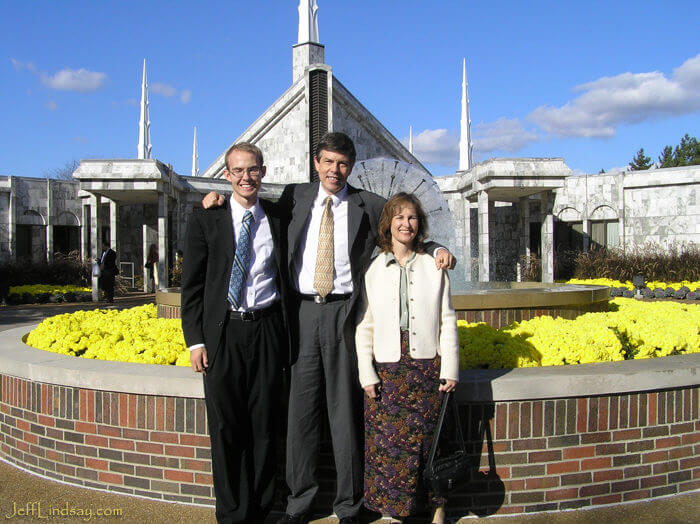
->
[423, 391, 472, 496]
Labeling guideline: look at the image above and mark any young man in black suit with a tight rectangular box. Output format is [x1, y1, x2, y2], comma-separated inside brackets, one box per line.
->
[98, 241, 118, 302]
[181, 143, 290, 523]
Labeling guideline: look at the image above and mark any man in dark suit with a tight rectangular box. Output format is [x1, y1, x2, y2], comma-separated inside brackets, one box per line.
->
[98, 241, 118, 302]
[181, 142, 290, 523]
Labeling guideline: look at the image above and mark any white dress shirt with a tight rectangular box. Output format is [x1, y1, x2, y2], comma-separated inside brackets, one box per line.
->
[188, 196, 278, 352]
[294, 185, 353, 295]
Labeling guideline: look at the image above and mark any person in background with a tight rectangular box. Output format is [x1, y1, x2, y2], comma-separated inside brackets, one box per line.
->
[98, 240, 118, 303]
[355, 192, 459, 524]
[145, 244, 159, 292]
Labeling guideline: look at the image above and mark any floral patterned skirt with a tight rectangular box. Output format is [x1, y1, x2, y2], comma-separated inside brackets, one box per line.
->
[364, 329, 446, 518]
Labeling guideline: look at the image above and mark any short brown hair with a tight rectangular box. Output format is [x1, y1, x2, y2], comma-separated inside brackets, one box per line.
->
[315, 132, 356, 165]
[377, 192, 428, 253]
[224, 142, 264, 170]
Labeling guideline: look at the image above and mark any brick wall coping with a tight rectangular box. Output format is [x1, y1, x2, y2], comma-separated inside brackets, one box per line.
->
[3, 325, 699, 401]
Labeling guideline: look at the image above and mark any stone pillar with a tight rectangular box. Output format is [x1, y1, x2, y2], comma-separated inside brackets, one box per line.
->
[81, 202, 90, 261]
[90, 195, 104, 301]
[463, 198, 472, 283]
[582, 219, 590, 251]
[109, 199, 119, 264]
[8, 177, 16, 262]
[517, 196, 530, 282]
[157, 193, 169, 290]
[46, 179, 54, 263]
[478, 190, 490, 282]
[541, 191, 554, 283]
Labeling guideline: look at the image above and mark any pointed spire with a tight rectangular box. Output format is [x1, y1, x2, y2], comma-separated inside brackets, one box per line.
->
[192, 126, 199, 177]
[298, 0, 319, 43]
[137, 59, 152, 160]
[409, 125, 414, 155]
[459, 58, 472, 171]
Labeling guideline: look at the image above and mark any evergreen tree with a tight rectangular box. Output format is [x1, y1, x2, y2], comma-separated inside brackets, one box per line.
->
[658, 145, 675, 168]
[629, 148, 652, 170]
[674, 134, 700, 166]
[599, 168, 606, 173]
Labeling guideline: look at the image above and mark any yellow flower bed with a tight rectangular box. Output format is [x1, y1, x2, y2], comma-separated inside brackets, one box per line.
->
[565, 278, 700, 291]
[25, 299, 700, 369]
[459, 298, 700, 369]
[10, 284, 92, 295]
[25, 304, 190, 367]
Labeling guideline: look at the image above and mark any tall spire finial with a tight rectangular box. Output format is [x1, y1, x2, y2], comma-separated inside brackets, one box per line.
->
[137, 59, 152, 160]
[409, 125, 414, 155]
[459, 58, 472, 171]
[192, 126, 199, 176]
[298, 0, 319, 44]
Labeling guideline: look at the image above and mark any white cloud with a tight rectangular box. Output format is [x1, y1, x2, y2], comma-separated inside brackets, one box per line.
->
[407, 128, 459, 166]
[528, 53, 700, 138]
[11, 58, 36, 72]
[151, 82, 177, 97]
[40, 68, 107, 92]
[46, 100, 58, 111]
[472, 118, 539, 153]
[180, 89, 192, 104]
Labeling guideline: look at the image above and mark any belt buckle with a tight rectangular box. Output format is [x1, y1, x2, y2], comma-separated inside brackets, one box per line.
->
[240, 311, 255, 321]
[314, 295, 327, 304]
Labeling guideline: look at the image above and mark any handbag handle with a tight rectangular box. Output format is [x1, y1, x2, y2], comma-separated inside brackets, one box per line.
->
[426, 391, 467, 470]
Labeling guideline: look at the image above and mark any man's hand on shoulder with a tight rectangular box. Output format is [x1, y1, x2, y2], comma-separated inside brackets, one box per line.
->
[202, 192, 225, 209]
[190, 346, 208, 375]
[434, 247, 456, 270]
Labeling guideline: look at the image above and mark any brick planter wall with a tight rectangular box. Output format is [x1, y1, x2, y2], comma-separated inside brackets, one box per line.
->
[0, 375, 214, 505]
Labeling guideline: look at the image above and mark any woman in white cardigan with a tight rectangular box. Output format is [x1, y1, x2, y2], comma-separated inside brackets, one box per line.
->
[355, 192, 459, 524]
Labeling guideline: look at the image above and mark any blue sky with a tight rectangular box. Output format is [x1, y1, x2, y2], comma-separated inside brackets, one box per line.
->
[2, 0, 698, 178]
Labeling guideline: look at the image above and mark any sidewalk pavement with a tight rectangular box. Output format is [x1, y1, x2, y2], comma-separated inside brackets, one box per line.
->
[1, 297, 698, 523]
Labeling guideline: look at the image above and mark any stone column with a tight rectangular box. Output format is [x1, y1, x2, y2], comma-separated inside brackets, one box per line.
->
[463, 198, 472, 283]
[81, 202, 90, 261]
[540, 191, 554, 283]
[517, 196, 530, 282]
[478, 190, 490, 282]
[157, 193, 169, 290]
[46, 179, 54, 263]
[90, 195, 104, 301]
[109, 199, 119, 267]
[582, 219, 590, 251]
[8, 177, 16, 262]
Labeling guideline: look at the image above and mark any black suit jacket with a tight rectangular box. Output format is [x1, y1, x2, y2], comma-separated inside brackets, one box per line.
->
[181, 198, 291, 367]
[278, 182, 387, 358]
[101, 248, 119, 275]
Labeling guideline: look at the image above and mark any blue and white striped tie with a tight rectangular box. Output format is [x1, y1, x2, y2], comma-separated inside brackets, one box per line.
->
[227, 210, 254, 309]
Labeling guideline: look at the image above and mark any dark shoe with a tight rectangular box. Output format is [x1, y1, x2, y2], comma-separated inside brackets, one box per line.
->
[277, 514, 308, 524]
[338, 518, 359, 524]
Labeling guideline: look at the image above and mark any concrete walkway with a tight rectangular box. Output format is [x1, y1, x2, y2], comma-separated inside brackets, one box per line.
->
[1, 298, 698, 523]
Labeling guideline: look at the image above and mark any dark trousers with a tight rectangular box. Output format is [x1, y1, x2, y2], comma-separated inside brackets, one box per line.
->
[285, 299, 364, 518]
[204, 307, 284, 523]
[99, 271, 115, 302]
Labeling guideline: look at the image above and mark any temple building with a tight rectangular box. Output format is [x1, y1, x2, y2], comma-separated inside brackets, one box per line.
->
[1, 0, 698, 291]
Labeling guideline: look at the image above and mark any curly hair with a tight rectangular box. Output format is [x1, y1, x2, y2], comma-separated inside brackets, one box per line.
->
[376, 192, 428, 254]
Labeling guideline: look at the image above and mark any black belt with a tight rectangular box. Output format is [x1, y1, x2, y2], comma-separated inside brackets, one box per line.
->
[298, 293, 351, 305]
[227, 302, 280, 322]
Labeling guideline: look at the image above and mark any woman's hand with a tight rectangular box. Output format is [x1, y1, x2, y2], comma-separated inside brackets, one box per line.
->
[439, 379, 457, 393]
[363, 384, 379, 399]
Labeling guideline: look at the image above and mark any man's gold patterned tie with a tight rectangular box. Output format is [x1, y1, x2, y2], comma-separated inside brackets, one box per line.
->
[313, 196, 334, 298]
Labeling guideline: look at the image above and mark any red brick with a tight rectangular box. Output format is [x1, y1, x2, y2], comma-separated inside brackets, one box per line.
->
[85, 435, 108, 447]
[181, 459, 210, 472]
[596, 443, 626, 455]
[85, 458, 108, 471]
[577, 398, 587, 433]
[23, 432, 38, 445]
[128, 394, 137, 428]
[97, 425, 121, 437]
[648, 393, 657, 425]
[681, 433, 700, 445]
[119, 394, 128, 426]
[594, 470, 623, 482]
[179, 434, 210, 447]
[195, 473, 213, 485]
[151, 431, 179, 444]
[156, 397, 165, 431]
[87, 390, 95, 423]
[16, 419, 30, 431]
[670, 446, 693, 459]
[525, 477, 559, 489]
[581, 432, 611, 444]
[109, 438, 135, 451]
[529, 450, 561, 462]
[98, 471, 123, 484]
[164, 469, 193, 483]
[656, 436, 682, 449]
[670, 422, 694, 435]
[680, 456, 700, 469]
[640, 475, 666, 488]
[545, 487, 578, 501]
[598, 397, 609, 431]
[623, 489, 650, 501]
[612, 428, 641, 441]
[75, 421, 97, 434]
[165, 444, 195, 458]
[653, 460, 679, 475]
[679, 480, 700, 492]
[136, 442, 164, 454]
[564, 446, 595, 459]
[580, 483, 609, 497]
[37, 415, 55, 427]
[547, 461, 579, 474]
[45, 450, 61, 462]
[642, 450, 669, 463]
[122, 428, 149, 441]
[592, 494, 621, 505]
[79, 390, 87, 421]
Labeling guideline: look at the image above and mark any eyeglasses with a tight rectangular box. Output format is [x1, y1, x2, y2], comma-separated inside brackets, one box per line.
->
[227, 166, 262, 178]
